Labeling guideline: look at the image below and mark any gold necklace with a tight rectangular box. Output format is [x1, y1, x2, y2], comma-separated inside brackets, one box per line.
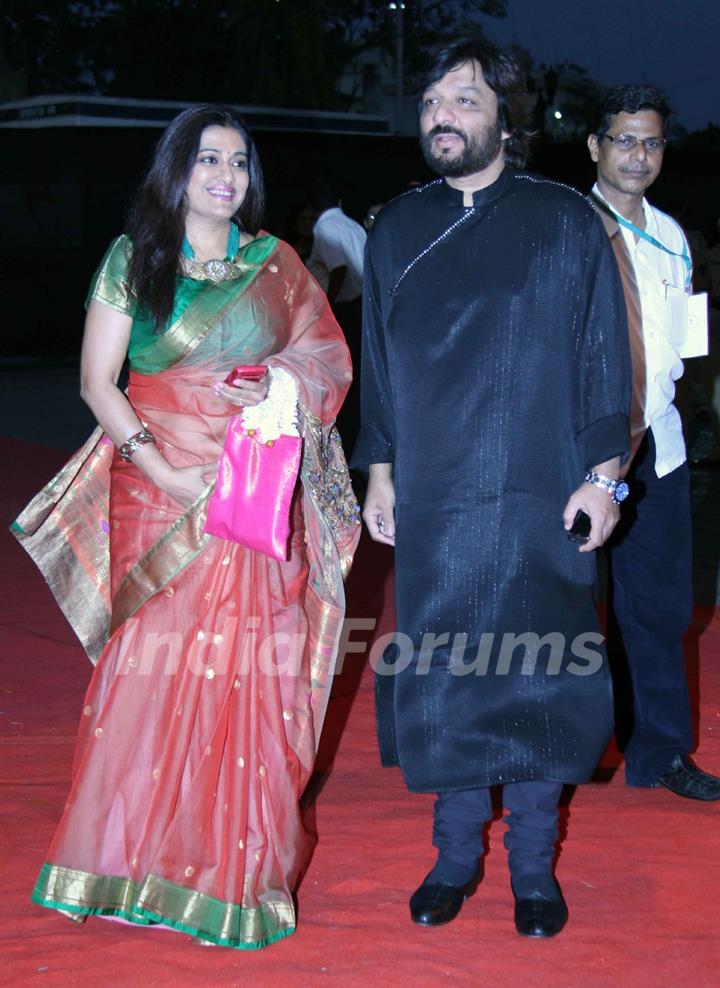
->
[182, 253, 258, 284]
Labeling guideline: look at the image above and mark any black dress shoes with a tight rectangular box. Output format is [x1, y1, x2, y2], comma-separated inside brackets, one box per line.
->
[409, 880, 468, 926]
[653, 753, 720, 801]
[512, 885, 568, 939]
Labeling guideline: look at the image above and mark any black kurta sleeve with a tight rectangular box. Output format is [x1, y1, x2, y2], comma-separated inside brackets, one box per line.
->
[574, 214, 632, 469]
[351, 238, 395, 470]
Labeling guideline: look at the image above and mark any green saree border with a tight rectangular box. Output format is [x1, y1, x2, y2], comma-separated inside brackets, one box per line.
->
[33, 862, 295, 950]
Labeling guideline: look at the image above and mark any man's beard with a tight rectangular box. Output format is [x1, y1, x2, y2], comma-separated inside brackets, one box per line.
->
[420, 120, 504, 178]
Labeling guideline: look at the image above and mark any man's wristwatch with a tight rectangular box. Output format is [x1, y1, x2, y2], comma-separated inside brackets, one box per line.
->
[584, 471, 630, 504]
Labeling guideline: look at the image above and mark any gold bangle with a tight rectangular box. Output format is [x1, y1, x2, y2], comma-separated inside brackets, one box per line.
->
[118, 429, 155, 462]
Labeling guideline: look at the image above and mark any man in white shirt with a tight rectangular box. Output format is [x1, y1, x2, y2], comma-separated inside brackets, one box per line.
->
[308, 179, 367, 452]
[588, 85, 720, 800]
[308, 179, 366, 306]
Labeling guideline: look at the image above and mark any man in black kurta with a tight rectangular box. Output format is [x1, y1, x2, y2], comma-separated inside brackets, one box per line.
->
[353, 39, 631, 938]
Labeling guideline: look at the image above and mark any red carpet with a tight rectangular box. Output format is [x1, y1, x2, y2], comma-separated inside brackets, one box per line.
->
[1, 436, 719, 987]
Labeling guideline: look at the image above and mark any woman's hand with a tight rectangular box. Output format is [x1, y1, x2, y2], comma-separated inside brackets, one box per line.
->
[150, 460, 218, 509]
[213, 377, 269, 407]
[81, 300, 219, 510]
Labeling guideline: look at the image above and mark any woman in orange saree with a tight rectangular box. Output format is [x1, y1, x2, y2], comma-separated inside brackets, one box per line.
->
[12, 106, 359, 949]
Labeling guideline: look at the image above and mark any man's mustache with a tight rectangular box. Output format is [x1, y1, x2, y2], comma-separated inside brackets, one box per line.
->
[427, 125, 466, 141]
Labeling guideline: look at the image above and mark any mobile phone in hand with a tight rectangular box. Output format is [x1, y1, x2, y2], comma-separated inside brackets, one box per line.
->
[224, 365, 268, 386]
[567, 510, 591, 543]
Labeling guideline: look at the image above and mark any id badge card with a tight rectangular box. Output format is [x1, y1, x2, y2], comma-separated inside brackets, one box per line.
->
[681, 292, 709, 359]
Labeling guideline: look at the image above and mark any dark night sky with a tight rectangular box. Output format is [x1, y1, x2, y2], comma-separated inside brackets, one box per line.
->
[479, 0, 719, 132]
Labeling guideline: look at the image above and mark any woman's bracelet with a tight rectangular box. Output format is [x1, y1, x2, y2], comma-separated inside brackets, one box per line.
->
[118, 428, 155, 462]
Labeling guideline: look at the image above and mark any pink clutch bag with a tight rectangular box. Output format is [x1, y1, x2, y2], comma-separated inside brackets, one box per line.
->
[204, 415, 302, 561]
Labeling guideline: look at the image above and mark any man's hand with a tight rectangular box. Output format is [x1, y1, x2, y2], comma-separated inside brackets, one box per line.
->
[363, 463, 396, 546]
[563, 482, 619, 552]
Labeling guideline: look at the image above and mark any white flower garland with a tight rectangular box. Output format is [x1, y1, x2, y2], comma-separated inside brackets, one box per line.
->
[241, 366, 299, 441]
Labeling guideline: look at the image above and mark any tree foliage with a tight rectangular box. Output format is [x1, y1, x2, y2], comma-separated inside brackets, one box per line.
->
[1, 0, 508, 107]
[1, 1, 109, 95]
[322, 0, 508, 86]
[685, 124, 720, 150]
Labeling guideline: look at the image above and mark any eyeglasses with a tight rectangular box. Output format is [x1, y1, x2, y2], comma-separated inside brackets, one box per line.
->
[599, 133, 667, 153]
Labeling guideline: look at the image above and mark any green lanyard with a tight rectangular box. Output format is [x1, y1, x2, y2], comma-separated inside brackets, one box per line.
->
[592, 193, 692, 292]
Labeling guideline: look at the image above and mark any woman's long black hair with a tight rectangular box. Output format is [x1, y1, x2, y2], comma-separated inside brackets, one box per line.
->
[126, 104, 265, 332]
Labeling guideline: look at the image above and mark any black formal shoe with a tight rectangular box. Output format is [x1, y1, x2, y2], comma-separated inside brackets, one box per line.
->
[512, 886, 568, 939]
[653, 753, 720, 801]
[409, 880, 468, 926]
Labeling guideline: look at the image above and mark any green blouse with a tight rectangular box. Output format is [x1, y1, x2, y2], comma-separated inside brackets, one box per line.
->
[86, 234, 275, 363]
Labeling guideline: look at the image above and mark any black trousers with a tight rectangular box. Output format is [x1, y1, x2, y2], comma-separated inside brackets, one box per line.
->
[608, 429, 694, 786]
[433, 780, 563, 878]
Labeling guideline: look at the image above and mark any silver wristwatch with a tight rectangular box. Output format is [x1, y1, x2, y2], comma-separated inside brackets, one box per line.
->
[584, 471, 630, 504]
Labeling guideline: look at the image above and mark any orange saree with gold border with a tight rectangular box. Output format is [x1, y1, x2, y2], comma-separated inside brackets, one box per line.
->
[12, 233, 359, 948]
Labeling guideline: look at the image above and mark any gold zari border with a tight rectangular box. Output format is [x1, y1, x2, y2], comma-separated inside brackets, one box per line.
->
[33, 862, 295, 950]
[109, 488, 212, 635]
